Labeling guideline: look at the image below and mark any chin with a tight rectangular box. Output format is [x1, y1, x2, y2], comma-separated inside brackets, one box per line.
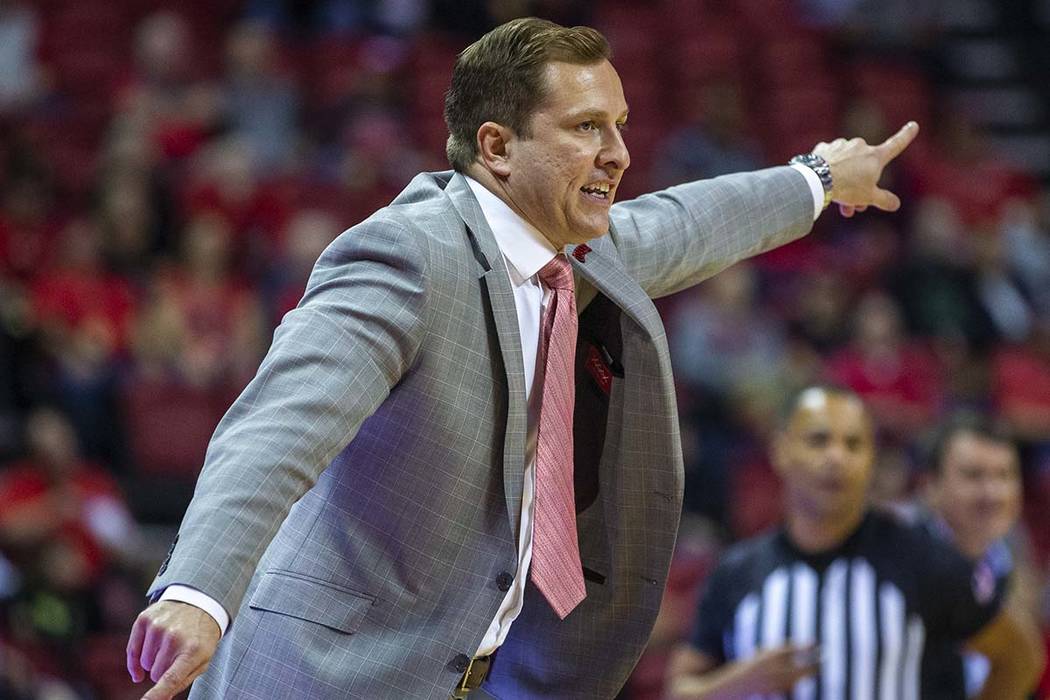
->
[579, 219, 611, 241]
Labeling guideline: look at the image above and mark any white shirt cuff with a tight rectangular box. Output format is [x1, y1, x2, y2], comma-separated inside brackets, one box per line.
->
[159, 585, 231, 636]
[790, 163, 826, 221]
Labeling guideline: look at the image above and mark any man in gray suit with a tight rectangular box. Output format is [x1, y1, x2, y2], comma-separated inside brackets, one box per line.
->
[126, 17, 918, 700]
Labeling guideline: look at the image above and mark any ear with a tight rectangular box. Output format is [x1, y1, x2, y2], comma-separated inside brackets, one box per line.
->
[477, 121, 514, 178]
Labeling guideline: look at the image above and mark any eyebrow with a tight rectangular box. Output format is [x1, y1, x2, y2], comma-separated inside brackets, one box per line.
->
[567, 108, 630, 123]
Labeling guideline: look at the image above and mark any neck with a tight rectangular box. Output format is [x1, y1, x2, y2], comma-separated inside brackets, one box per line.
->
[955, 538, 987, 559]
[785, 503, 866, 554]
[942, 523, 988, 559]
[464, 165, 518, 215]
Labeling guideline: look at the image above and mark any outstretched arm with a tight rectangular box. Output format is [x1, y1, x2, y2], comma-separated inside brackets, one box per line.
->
[607, 121, 919, 299]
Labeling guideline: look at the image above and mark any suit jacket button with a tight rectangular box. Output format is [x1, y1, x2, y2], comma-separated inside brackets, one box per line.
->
[496, 571, 513, 592]
[452, 653, 470, 673]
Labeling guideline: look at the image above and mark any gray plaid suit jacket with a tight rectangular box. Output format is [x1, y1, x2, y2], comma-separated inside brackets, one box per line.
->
[149, 168, 813, 699]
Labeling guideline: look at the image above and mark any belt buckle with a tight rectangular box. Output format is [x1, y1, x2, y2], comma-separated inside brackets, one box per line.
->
[457, 656, 479, 693]
[452, 655, 489, 698]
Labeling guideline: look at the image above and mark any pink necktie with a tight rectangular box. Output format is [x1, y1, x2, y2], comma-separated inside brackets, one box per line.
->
[531, 254, 586, 619]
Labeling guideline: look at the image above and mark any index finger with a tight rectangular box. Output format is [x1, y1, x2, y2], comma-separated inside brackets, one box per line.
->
[876, 121, 919, 165]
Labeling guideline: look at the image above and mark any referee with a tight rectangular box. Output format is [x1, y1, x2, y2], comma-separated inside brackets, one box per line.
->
[667, 386, 1042, 700]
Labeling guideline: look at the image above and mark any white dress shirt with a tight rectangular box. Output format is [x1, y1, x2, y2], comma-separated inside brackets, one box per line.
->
[160, 166, 823, 645]
[464, 175, 560, 655]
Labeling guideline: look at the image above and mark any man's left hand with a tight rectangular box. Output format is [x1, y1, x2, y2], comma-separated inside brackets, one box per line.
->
[812, 121, 919, 217]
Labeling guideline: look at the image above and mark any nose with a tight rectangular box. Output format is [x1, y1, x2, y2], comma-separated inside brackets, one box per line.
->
[823, 442, 848, 469]
[599, 127, 630, 174]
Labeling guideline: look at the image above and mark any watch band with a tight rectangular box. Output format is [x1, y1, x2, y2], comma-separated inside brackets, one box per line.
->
[789, 153, 833, 209]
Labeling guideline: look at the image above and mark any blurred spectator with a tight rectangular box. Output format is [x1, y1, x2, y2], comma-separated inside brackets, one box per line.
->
[302, 33, 411, 152]
[0, 408, 138, 581]
[93, 127, 179, 271]
[914, 110, 1036, 228]
[0, 408, 140, 687]
[0, 637, 80, 700]
[328, 104, 432, 222]
[222, 20, 301, 173]
[0, 173, 61, 283]
[828, 290, 942, 440]
[890, 197, 997, 348]
[652, 80, 763, 189]
[94, 154, 169, 280]
[669, 263, 792, 528]
[182, 137, 290, 275]
[133, 212, 266, 389]
[670, 262, 786, 404]
[264, 208, 340, 324]
[786, 269, 853, 354]
[971, 226, 1034, 345]
[115, 11, 223, 163]
[26, 219, 132, 469]
[0, 1, 44, 114]
[1001, 191, 1050, 316]
[922, 413, 1046, 697]
[30, 219, 136, 357]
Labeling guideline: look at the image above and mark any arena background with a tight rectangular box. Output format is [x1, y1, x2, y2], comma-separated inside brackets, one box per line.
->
[1, 0, 1049, 697]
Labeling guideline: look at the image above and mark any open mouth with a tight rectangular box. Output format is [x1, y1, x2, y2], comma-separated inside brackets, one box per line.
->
[580, 182, 612, 202]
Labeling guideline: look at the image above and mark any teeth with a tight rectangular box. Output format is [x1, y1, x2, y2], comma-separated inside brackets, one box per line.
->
[582, 183, 611, 196]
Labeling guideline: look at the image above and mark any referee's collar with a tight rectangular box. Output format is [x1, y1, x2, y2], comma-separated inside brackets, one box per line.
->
[778, 511, 873, 566]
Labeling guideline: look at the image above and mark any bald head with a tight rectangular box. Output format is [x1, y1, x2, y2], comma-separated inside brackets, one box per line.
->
[781, 385, 871, 431]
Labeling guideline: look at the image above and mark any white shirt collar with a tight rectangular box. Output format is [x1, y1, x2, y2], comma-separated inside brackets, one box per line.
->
[464, 175, 558, 286]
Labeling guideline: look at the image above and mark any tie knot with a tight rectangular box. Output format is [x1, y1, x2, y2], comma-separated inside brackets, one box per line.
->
[538, 255, 574, 291]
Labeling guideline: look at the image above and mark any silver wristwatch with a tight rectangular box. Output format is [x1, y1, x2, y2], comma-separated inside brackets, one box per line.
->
[789, 153, 833, 209]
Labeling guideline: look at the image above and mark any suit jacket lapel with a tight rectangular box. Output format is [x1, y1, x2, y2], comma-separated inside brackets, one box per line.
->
[446, 174, 529, 543]
[566, 242, 663, 340]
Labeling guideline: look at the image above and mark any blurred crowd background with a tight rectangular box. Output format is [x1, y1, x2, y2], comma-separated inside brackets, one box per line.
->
[1, 0, 1049, 697]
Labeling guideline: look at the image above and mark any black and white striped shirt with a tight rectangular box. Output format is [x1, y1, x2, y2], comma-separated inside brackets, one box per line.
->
[690, 511, 1003, 700]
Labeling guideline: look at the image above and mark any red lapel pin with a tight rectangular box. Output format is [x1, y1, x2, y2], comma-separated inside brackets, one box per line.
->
[572, 244, 591, 262]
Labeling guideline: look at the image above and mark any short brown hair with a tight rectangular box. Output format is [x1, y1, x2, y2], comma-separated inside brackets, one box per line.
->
[443, 17, 611, 172]
[926, 412, 1016, 475]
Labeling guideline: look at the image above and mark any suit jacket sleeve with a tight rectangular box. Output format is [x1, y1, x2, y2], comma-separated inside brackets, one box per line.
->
[606, 166, 814, 298]
[148, 215, 429, 619]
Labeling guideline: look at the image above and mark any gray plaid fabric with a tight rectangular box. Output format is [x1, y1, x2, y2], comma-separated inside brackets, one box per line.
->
[148, 168, 812, 699]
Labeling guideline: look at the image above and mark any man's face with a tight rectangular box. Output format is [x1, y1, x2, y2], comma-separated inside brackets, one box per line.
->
[931, 432, 1021, 555]
[498, 59, 630, 249]
[774, 390, 876, 523]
